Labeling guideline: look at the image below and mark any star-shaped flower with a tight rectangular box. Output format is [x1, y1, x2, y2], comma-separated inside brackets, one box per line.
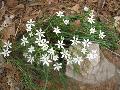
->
[99, 30, 106, 39]
[63, 19, 69, 25]
[60, 49, 71, 59]
[26, 26, 32, 32]
[1, 48, 11, 57]
[35, 38, 42, 46]
[27, 55, 34, 64]
[35, 28, 45, 38]
[90, 27, 96, 34]
[86, 50, 98, 61]
[41, 39, 49, 46]
[26, 19, 35, 32]
[21, 35, 29, 46]
[73, 56, 83, 65]
[88, 17, 95, 24]
[70, 36, 81, 46]
[28, 45, 35, 53]
[53, 63, 62, 71]
[82, 39, 92, 47]
[23, 52, 28, 58]
[81, 48, 87, 54]
[40, 54, 52, 66]
[36, 39, 49, 51]
[35, 38, 49, 47]
[26, 19, 35, 26]
[56, 11, 64, 18]
[53, 55, 59, 61]
[55, 40, 65, 49]
[53, 26, 61, 34]
[47, 48, 55, 55]
[41, 44, 49, 51]
[3, 40, 12, 49]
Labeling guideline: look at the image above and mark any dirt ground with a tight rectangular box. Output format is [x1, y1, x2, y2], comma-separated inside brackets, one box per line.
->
[0, 0, 120, 90]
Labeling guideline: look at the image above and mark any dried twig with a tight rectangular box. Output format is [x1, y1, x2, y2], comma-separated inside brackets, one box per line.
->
[15, 19, 22, 38]
[97, 0, 106, 12]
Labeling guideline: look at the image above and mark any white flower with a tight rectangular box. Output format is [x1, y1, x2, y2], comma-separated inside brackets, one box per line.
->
[3, 41, 12, 49]
[53, 26, 61, 34]
[1, 48, 11, 57]
[86, 50, 98, 60]
[35, 38, 49, 47]
[84, 6, 89, 11]
[26, 19, 35, 27]
[29, 32, 33, 37]
[26, 26, 32, 32]
[23, 52, 28, 58]
[73, 56, 83, 65]
[63, 19, 69, 25]
[67, 59, 73, 65]
[56, 11, 64, 18]
[90, 27, 96, 34]
[70, 36, 81, 46]
[55, 40, 65, 49]
[99, 30, 106, 39]
[26, 19, 35, 32]
[47, 48, 55, 55]
[88, 17, 95, 24]
[40, 39, 49, 51]
[41, 39, 49, 45]
[53, 55, 59, 61]
[81, 48, 87, 54]
[35, 37, 42, 46]
[35, 28, 45, 38]
[41, 44, 49, 51]
[40, 54, 52, 66]
[21, 35, 29, 46]
[82, 39, 92, 47]
[28, 45, 35, 53]
[53, 63, 62, 71]
[60, 49, 71, 59]
[27, 55, 34, 64]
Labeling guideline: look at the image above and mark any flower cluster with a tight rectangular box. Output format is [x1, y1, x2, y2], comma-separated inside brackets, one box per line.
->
[21, 11, 71, 71]
[1, 7, 107, 72]
[90, 12, 105, 38]
[22, 19, 62, 71]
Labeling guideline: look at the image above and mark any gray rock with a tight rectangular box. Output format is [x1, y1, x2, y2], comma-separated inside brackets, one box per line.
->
[66, 43, 116, 84]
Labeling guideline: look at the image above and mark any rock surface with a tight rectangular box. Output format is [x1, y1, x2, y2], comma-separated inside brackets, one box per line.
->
[66, 43, 116, 84]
